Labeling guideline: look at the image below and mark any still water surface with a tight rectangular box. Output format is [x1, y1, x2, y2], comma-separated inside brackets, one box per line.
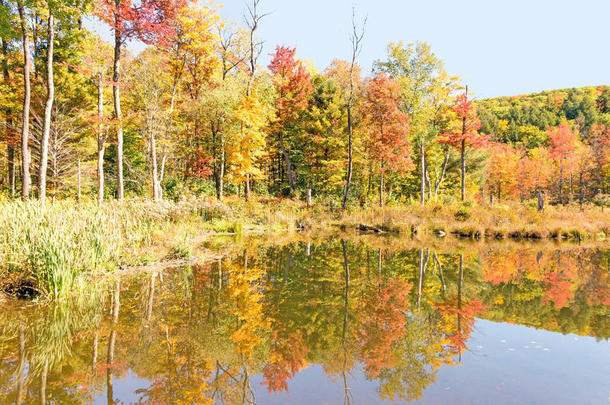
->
[0, 240, 608, 404]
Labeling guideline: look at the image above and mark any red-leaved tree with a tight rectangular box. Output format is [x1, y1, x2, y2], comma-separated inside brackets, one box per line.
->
[95, 0, 188, 199]
[439, 88, 488, 201]
[548, 123, 577, 204]
[268, 45, 313, 193]
[362, 73, 412, 207]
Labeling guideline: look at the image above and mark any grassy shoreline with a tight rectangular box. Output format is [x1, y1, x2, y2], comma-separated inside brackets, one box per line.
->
[0, 196, 608, 299]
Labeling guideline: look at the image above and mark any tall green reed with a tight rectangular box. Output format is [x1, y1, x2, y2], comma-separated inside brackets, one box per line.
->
[0, 200, 157, 299]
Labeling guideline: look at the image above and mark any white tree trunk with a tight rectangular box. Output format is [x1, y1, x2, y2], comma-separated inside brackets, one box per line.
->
[38, 12, 54, 202]
[97, 72, 105, 205]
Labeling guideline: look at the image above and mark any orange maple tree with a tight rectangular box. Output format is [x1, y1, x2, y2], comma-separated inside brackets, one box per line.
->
[439, 90, 489, 201]
[362, 72, 412, 207]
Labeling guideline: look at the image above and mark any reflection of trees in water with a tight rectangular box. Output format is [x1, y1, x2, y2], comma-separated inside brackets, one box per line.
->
[0, 242, 607, 403]
[0, 285, 106, 404]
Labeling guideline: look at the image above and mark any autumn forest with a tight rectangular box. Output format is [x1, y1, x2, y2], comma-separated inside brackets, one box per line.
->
[0, 0, 609, 403]
[0, 0, 608, 208]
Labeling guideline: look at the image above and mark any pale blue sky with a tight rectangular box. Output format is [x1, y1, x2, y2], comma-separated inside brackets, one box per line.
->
[86, 0, 609, 99]
[215, 0, 609, 99]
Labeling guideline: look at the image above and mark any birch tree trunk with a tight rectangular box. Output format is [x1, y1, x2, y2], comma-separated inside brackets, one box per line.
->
[433, 150, 449, 197]
[159, 151, 166, 200]
[342, 106, 353, 209]
[150, 131, 160, 201]
[97, 72, 105, 205]
[38, 11, 54, 202]
[18, 3, 31, 200]
[219, 138, 225, 199]
[420, 139, 425, 206]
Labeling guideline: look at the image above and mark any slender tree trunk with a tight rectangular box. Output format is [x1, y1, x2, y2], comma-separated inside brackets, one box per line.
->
[425, 167, 432, 200]
[341, 239, 350, 345]
[460, 86, 468, 202]
[379, 160, 384, 208]
[8, 141, 15, 196]
[212, 125, 219, 198]
[16, 326, 25, 405]
[40, 357, 48, 405]
[212, 129, 225, 200]
[434, 150, 450, 197]
[568, 169, 574, 204]
[417, 248, 424, 310]
[1, 31, 15, 197]
[342, 11, 364, 210]
[558, 162, 563, 205]
[579, 170, 584, 211]
[245, 174, 250, 202]
[377, 248, 382, 282]
[219, 140, 225, 199]
[92, 331, 98, 373]
[420, 139, 425, 206]
[367, 161, 372, 197]
[18, 3, 31, 200]
[32, 12, 38, 78]
[279, 132, 295, 191]
[433, 251, 446, 293]
[460, 139, 466, 202]
[97, 72, 105, 205]
[112, 5, 124, 200]
[77, 158, 81, 201]
[150, 131, 160, 201]
[146, 272, 156, 323]
[38, 11, 54, 202]
[342, 107, 353, 209]
[159, 151, 166, 200]
[107, 279, 120, 405]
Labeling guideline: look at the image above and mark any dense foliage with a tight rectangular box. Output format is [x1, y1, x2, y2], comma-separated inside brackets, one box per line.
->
[0, 1, 609, 208]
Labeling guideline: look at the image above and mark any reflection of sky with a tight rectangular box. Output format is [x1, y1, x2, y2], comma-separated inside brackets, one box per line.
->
[414, 320, 610, 405]
[92, 370, 150, 405]
[92, 319, 609, 404]
[249, 319, 610, 404]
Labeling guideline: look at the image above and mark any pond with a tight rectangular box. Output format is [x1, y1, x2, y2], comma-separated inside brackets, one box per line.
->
[0, 239, 608, 404]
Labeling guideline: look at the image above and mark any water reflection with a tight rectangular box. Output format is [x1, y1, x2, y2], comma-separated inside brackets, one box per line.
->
[0, 241, 608, 404]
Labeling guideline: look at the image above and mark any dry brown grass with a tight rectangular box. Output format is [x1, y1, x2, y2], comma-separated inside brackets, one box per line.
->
[335, 201, 610, 241]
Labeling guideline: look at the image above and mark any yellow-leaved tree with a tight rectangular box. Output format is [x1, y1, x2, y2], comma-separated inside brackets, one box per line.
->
[228, 90, 272, 201]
